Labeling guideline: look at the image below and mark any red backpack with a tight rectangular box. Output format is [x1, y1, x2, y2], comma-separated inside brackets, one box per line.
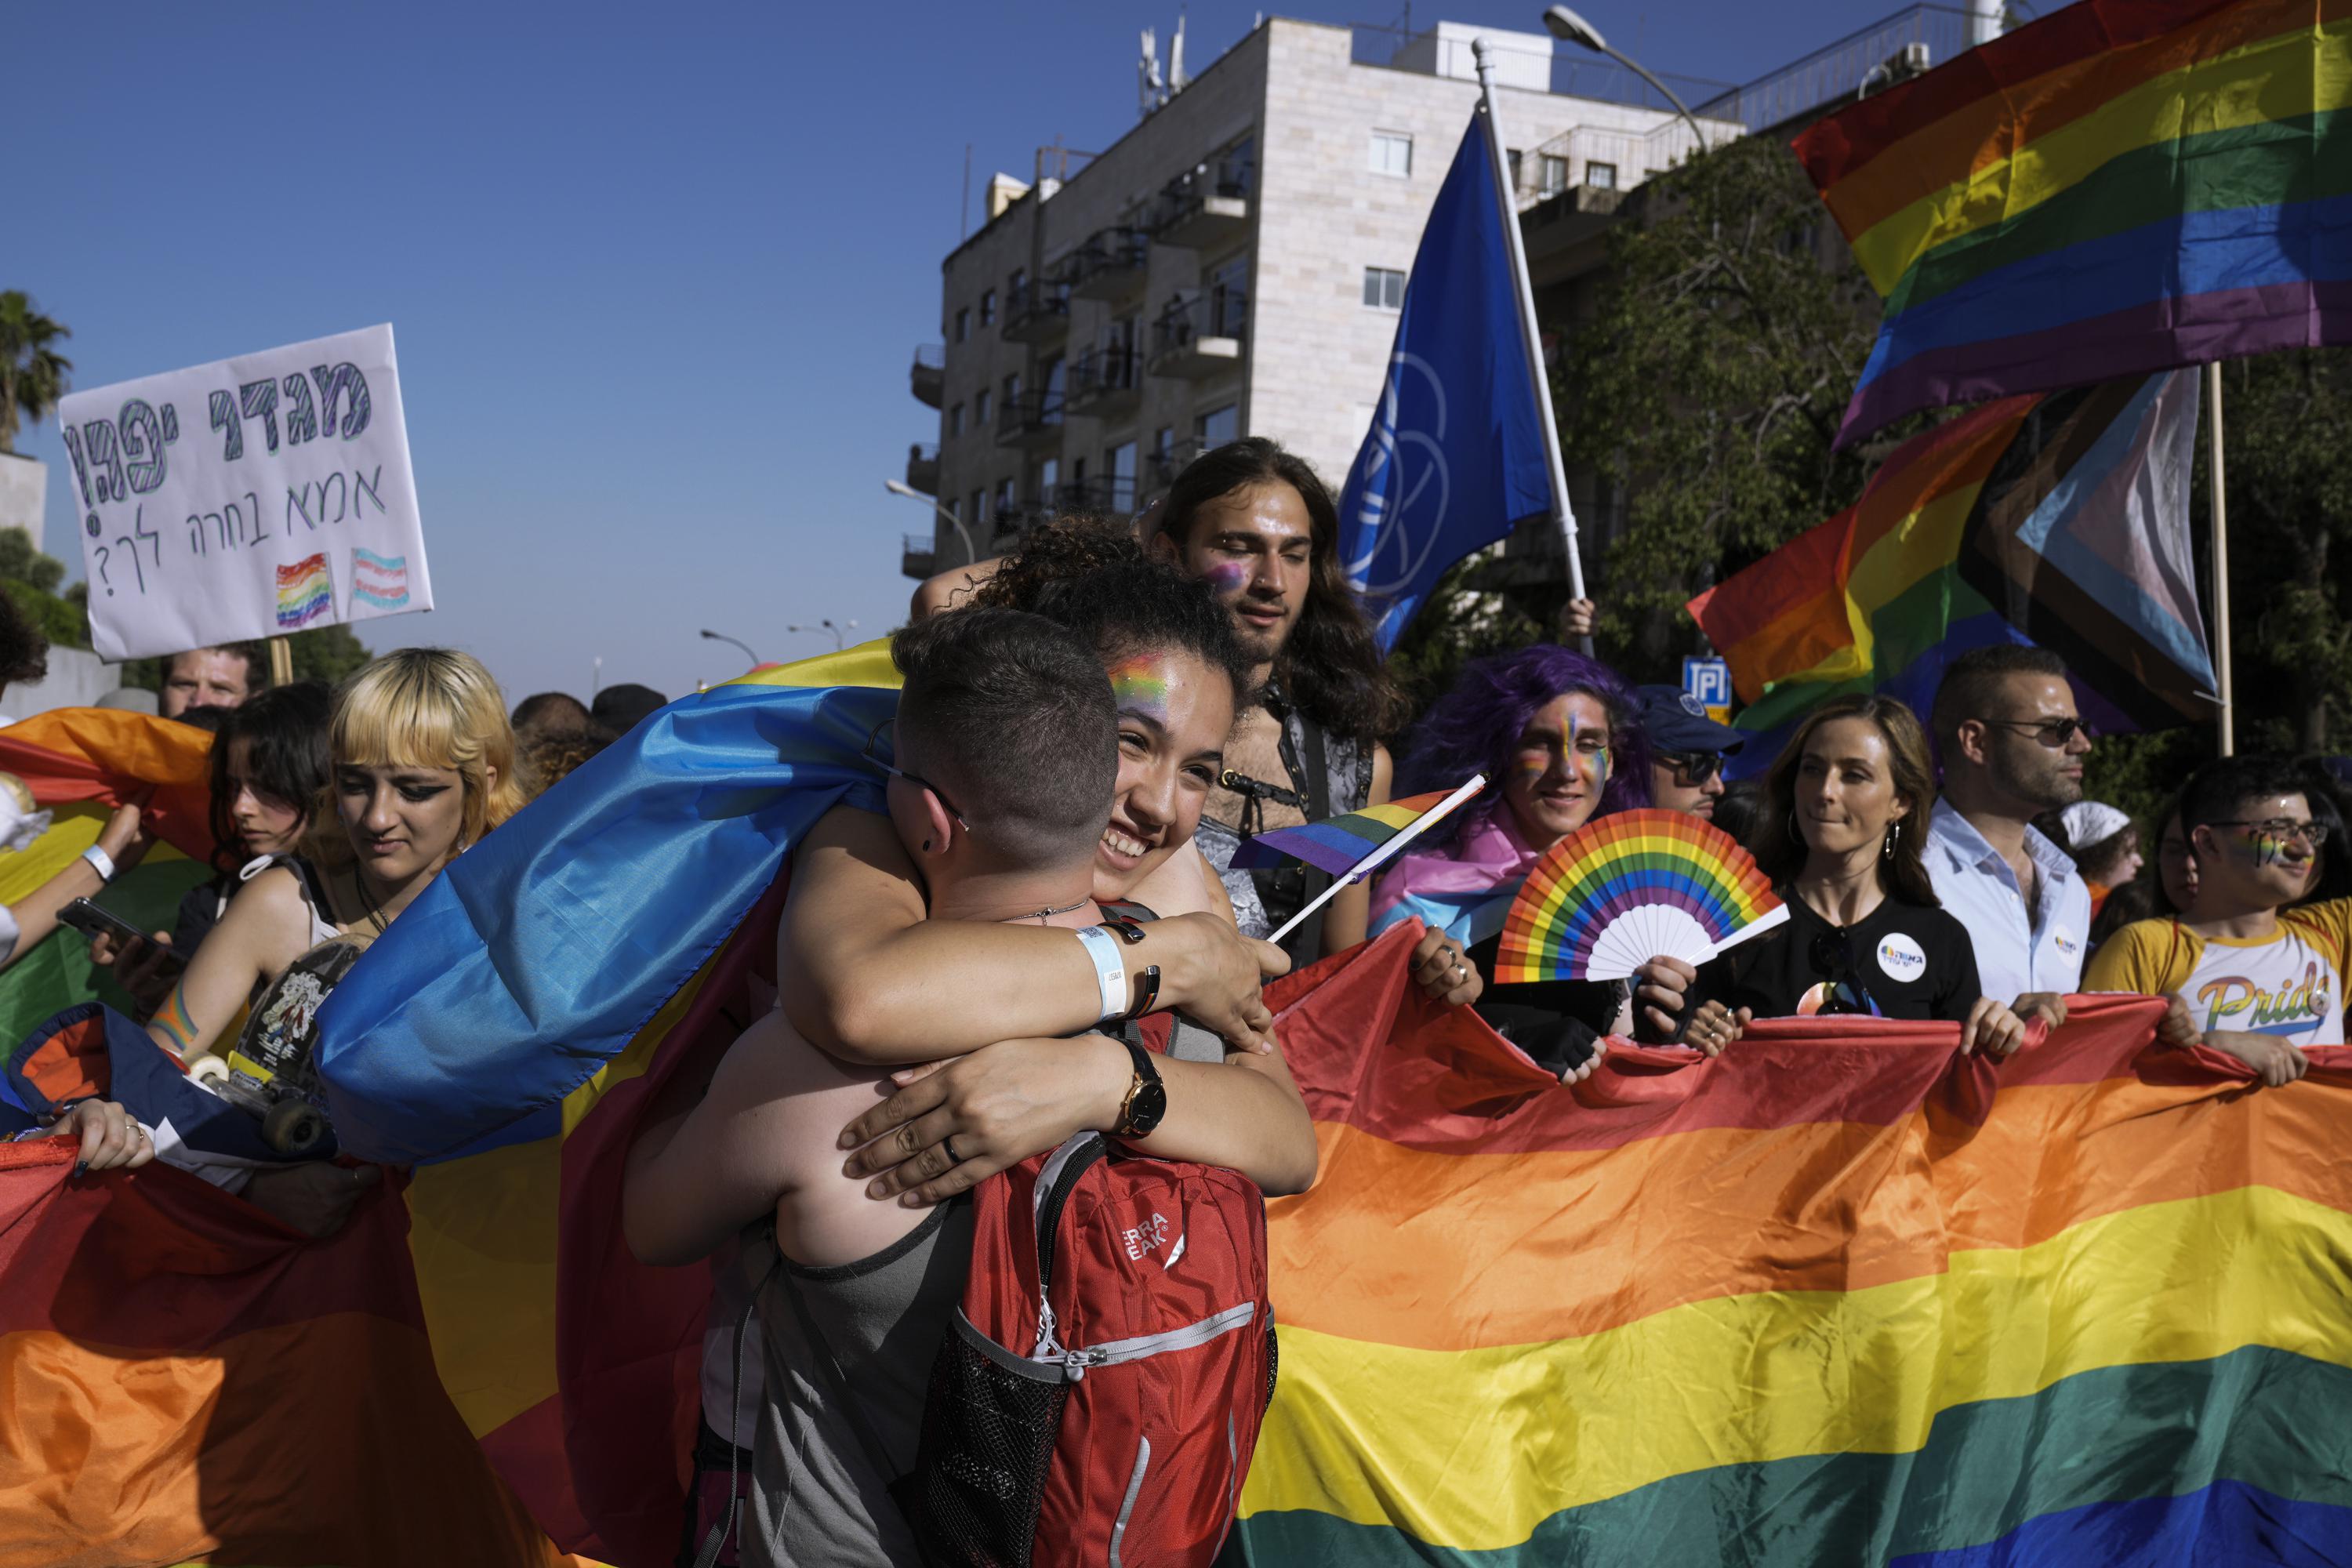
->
[895, 1120, 1276, 1567]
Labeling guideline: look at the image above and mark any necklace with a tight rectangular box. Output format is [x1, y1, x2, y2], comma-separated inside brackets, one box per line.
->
[1025, 895, 1091, 924]
[354, 869, 391, 937]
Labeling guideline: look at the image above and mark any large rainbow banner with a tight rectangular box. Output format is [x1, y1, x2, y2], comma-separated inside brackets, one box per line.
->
[1231, 922, 2352, 1564]
[1797, 0, 2352, 444]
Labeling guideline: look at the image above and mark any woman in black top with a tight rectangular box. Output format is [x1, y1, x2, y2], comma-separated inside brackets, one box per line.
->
[1675, 693, 2025, 1057]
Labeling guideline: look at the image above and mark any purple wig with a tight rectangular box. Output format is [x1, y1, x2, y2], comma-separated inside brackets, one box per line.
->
[1396, 643, 1653, 839]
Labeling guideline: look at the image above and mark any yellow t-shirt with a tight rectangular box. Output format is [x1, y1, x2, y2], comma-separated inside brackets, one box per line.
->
[2085, 898, 2352, 1047]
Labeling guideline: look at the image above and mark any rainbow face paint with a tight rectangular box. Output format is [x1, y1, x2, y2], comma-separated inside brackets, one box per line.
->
[1108, 655, 1174, 724]
[1203, 561, 1250, 597]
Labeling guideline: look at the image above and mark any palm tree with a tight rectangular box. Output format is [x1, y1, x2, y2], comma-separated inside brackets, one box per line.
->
[0, 292, 72, 456]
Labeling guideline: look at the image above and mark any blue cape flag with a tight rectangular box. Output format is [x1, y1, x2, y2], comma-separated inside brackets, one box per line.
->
[314, 675, 894, 1165]
[1338, 113, 1557, 651]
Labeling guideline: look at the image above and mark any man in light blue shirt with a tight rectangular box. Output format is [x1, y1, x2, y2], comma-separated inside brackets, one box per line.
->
[1925, 647, 2096, 1029]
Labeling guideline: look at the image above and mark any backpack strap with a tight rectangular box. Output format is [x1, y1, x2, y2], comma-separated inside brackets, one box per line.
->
[694, 1243, 782, 1568]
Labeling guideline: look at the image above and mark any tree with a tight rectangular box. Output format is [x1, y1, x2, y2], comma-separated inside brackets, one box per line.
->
[0, 292, 71, 456]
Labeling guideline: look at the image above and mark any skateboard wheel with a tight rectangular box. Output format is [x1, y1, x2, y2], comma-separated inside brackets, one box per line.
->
[187, 1055, 230, 1086]
[262, 1098, 327, 1156]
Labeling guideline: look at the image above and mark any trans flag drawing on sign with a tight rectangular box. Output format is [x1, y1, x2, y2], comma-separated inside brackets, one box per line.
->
[1338, 112, 1555, 651]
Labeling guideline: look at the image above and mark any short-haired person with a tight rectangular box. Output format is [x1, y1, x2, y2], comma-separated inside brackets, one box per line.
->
[1675, 695, 2026, 1056]
[158, 644, 261, 717]
[1925, 646, 2095, 1030]
[623, 610, 1313, 1568]
[2056, 800, 2140, 923]
[145, 648, 524, 1234]
[1636, 685, 1744, 822]
[592, 681, 667, 738]
[2085, 757, 2350, 1083]
[1152, 437, 1412, 961]
[510, 689, 594, 743]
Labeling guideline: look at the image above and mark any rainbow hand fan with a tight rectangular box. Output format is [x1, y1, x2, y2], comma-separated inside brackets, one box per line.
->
[1495, 809, 1787, 983]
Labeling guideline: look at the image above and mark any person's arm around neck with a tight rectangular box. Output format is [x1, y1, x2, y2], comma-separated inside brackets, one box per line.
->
[623, 1013, 807, 1267]
[2, 802, 154, 974]
[781, 806, 1283, 1064]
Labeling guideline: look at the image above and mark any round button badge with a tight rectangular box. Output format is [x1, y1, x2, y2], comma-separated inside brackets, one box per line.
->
[1877, 932, 1928, 982]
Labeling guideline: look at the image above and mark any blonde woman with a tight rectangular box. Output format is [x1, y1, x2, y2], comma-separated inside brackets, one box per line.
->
[145, 648, 521, 1065]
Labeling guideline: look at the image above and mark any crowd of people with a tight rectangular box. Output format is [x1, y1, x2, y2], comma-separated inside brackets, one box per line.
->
[4, 433, 2346, 1566]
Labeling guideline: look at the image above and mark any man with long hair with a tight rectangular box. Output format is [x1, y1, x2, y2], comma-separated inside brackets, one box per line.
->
[1152, 437, 1412, 962]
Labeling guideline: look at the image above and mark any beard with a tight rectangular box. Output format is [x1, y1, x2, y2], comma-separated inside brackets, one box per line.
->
[1991, 744, 2082, 811]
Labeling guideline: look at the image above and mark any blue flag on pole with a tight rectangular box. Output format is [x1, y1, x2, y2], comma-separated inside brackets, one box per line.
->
[1338, 114, 1557, 650]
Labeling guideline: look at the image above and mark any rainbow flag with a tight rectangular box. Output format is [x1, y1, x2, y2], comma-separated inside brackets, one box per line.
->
[314, 641, 899, 1563]
[274, 552, 332, 630]
[0, 1015, 588, 1568]
[1688, 369, 2215, 767]
[1798, 0, 2352, 444]
[1231, 789, 1468, 878]
[1231, 921, 2352, 1564]
[0, 709, 219, 1043]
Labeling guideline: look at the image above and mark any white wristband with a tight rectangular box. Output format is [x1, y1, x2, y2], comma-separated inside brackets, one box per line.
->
[80, 844, 116, 884]
[1073, 925, 1128, 1025]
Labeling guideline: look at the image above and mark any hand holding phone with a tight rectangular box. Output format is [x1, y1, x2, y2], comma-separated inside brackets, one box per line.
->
[63, 900, 188, 986]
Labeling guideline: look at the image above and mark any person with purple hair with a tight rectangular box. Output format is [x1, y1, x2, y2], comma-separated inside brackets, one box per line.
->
[1367, 644, 1698, 1078]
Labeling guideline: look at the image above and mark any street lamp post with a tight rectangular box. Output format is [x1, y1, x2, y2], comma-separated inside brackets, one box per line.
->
[885, 478, 978, 568]
[787, 619, 858, 652]
[699, 628, 761, 671]
[1541, 5, 1711, 151]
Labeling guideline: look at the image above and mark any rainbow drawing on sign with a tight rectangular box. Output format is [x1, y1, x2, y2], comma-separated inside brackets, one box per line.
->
[352, 548, 410, 612]
[275, 553, 333, 630]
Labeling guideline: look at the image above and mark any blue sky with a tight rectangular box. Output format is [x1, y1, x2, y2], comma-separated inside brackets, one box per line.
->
[12, 0, 1915, 703]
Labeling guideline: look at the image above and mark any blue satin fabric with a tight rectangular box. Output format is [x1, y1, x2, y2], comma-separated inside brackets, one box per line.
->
[315, 680, 895, 1165]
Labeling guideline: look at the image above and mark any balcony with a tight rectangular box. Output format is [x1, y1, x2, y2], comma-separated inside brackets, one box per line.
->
[1068, 227, 1152, 301]
[910, 344, 944, 408]
[1156, 160, 1253, 249]
[1065, 345, 1140, 418]
[1003, 274, 1070, 345]
[994, 388, 1064, 450]
[987, 499, 1056, 550]
[904, 443, 939, 495]
[1047, 477, 1138, 517]
[901, 531, 937, 582]
[1149, 294, 1245, 379]
[1148, 436, 1204, 492]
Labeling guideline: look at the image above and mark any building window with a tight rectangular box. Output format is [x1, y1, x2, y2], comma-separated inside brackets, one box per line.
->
[1003, 372, 1022, 409]
[1363, 267, 1406, 310]
[954, 307, 970, 343]
[1369, 130, 1413, 177]
[1105, 441, 1138, 511]
[1507, 149, 1523, 188]
[949, 403, 964, 437]
[1196, 403, 1239, 448]
[979, 289, 996, 326]
[969, 488, 985, 524]
[1539, 154, 1569, 197]
[995, 478, 1016, 518]
[1037, 456, 1059, 501]
[1208, 253, 1249, 338]
[1007, 269, 1027, 314]
[976, 389, 992, 425]
[1587, 161, 1617, 191]
[1218, 134, 1257, 197]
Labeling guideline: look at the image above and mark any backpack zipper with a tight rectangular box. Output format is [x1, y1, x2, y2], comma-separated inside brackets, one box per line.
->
[1030, 1133, 1107, 1359]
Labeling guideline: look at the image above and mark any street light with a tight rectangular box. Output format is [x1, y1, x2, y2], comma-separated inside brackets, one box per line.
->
[885, 478, 978, 568]
[699, 628, 761, 670]
[1542, 5, 1710, 151]
[787, 619, 858, 652]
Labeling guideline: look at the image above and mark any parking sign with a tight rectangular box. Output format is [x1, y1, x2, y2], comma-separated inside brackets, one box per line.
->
[1683, 656, 1732, 725]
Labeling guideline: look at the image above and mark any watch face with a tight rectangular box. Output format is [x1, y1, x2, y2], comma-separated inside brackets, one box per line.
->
[1127, 1081, 1170, 1137]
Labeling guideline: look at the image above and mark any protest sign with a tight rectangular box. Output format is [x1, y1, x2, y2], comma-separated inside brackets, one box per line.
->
[55, 325, 431, 661]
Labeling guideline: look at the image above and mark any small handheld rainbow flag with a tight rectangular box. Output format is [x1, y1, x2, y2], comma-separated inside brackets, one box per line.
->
[1235, 776, 1486, 946]
[1497, 809, 1787, 983]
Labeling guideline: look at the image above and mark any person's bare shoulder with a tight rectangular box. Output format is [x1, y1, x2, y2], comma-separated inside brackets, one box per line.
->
[1127, 840, 1236, 923]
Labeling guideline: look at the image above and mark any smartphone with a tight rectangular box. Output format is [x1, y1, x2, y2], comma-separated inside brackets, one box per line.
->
[58, 898, 187, 977]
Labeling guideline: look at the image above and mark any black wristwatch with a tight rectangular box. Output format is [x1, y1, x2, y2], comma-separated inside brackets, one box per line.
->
[1111, 1037, 1167, 1138]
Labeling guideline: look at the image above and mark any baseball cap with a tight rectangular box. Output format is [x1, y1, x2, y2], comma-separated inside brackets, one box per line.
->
[1635, 685, 1744, 757]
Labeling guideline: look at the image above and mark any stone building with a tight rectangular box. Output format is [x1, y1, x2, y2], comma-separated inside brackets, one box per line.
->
[898, 16, 1729, 581]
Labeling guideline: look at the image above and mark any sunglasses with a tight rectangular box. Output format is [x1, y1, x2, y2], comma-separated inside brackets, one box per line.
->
[1659, 751, 1724, 787]
[2210, 818, 2331, 848]
[1980, 716, 2096, 748]
[863, 717, 972, 833]
[1806, 931, 1886, 1018]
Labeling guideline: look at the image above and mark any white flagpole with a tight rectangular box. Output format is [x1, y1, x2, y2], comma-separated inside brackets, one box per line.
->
[1267, 775, 1488, 947]
[2204, 361, 2234, 757]
[1472, 37, 1591, 656]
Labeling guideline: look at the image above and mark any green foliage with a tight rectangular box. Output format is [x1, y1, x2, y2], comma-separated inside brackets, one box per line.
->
[1385, 548, 1548, 713]
[1559, 137, 1921, 678]
[0, 528, 64, 594]
[0, 291, 72, 456]
[286, 622, 374, 685]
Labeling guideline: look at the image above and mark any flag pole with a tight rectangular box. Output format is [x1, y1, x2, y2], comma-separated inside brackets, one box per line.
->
[1472, 37, 1592, 657]
[1266, 774, 1487, 947]
[2204, 361, 2234, 757]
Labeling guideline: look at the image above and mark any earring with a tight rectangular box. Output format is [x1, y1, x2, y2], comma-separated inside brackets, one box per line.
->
[1882, 822, 1900, 859]
[922, 838, 933, 851]
[1787, 811, 1803, 844]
